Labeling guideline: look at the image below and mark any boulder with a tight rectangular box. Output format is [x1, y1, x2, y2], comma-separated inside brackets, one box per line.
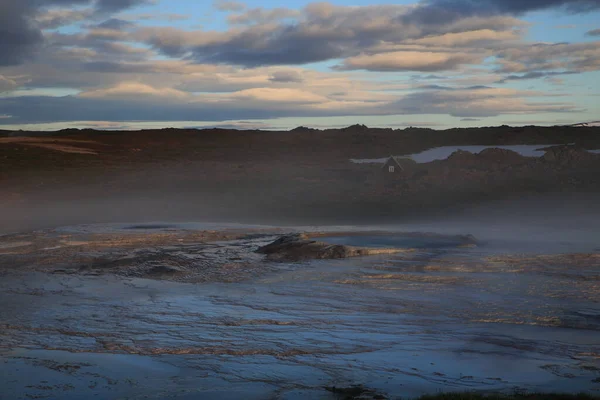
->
[256, 234, 402, 262]
[542, 145, 596, 164]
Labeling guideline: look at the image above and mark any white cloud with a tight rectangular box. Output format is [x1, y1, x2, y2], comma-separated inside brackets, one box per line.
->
[79, 82, 190, 99]
[338, 51, 483, 72]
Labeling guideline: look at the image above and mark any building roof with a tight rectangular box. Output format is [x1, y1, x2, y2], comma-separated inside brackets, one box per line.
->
[381, 155, 405, 170]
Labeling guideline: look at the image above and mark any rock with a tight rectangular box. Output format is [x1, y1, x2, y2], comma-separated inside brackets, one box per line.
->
[342, 124, 369, 131]
[324, 385, 388, 400]
[447, 149, 476, 163]
[542, 145, 595, 165]
[459, 234, 479, 246]
[291, 126, 316, 133]
[256, 234, 402, 262]
[146, 265, 185, 277]
[478, 148, 524, 162]
[255, 233, 312, 254]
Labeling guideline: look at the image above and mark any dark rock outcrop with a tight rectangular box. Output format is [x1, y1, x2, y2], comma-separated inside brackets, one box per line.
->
[255, 233, 402, 262]
[541, 145, 597, 165]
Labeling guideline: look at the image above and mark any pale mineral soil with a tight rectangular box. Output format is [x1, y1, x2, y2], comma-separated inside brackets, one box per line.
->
[0, 222, 599, 400]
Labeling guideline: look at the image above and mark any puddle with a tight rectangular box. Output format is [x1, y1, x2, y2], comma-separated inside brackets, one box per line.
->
[349, 144, 596, 164]
[407, 145, 568, 163]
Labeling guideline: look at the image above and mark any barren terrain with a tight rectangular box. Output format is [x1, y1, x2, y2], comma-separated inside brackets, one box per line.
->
[0, 223, 599, 399]
[1, 125, 600, 233]
[1, 125, 600, 399]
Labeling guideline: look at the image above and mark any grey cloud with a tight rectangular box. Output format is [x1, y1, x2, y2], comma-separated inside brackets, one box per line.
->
[94, 0, 152, 13]
[498, 70, 577, 83]
[417, 84, 455, 90]
[125, 12, 189, 21]
[586, 28, 600, 36]
[143, 4, 518, 67]
[82, 61, 154, 73]
[406, 0, 600, 24]
[269, 71, 304, 83]
[0, 0, 148, 66]
[0, 95, 327, 125]
[94, 18, 135, 30]
[0, 84, 580, 126]
[228, 8, 300, 25]
[386, 88, 580, 118]
[0, 2, 44, 65]
[213, 0, 246, 12]
[45, 31, 148, 60]
[412, 74, 448, 80]
[485, 0, 600, 14]
[467, 85, 492, 89]
[496, 41, 600, 74]
[36, 8, 94, 29]
[192, 32, 346, 66]
[413, 84, 489, 91]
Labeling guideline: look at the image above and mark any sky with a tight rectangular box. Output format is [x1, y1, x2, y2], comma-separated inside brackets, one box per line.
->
[0, 0, 599, 131]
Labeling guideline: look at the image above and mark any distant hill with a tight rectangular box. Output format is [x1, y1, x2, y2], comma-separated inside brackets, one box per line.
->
[570, 121, 600, 127]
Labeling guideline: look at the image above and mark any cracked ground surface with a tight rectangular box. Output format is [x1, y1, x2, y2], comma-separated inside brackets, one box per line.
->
[0, 224, 599, 399]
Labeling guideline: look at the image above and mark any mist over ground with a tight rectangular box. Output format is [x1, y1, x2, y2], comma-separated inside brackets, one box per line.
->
[1, 125, 599, 237]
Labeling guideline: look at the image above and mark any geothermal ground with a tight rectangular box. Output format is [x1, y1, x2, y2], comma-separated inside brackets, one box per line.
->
[1, 223, 599, 399]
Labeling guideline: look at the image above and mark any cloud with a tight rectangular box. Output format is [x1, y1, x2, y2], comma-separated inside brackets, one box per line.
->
[135, 4, 524, 68]
[0, 94, 324, 125]
[93, 18, 135, 30]
[35, 8, 95, 29]
[123, 12, 189, 22]
[1, 1, 596, 128]
[0, 0, 150, 66]
[497, 70, 577, 83]
[406, 0, 600, 23]
[496, 41, 600, 74]
[388, 87, 580, 118]
[79, 82, 190, 99]
[0, 2, 44, 65]
[230, 87, 328, 104]
[401, 29, 522, 47]
[0, 75, 18, 92]
[337, 51, 483, 72]
[228, 8, 301, 25]
[586, 28, 600, 36]
[213, 0, 246, 12]
[94, 0, 153, 13]
[43, 30, 151, 61]
[417, 84, 455, 90]
[269, 70, 304, 83]
[82, 61, 155, 73]
[0, 83, 580, 126]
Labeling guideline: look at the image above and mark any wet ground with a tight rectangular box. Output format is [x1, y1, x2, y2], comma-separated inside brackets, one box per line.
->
[1, 224, 599, 399]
